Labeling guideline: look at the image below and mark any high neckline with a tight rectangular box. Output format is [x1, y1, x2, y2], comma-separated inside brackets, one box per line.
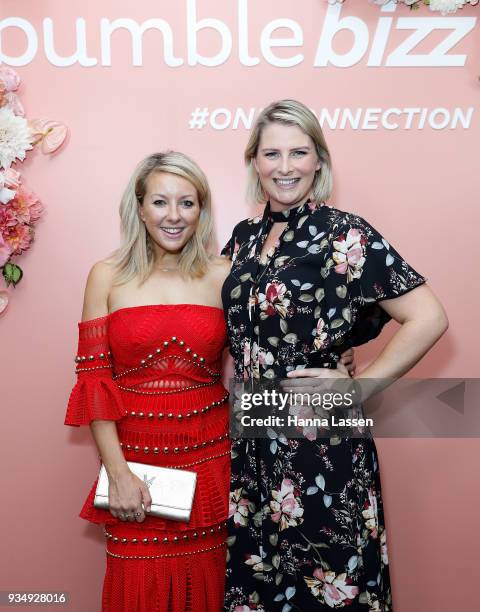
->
[266, 199, 324, 223]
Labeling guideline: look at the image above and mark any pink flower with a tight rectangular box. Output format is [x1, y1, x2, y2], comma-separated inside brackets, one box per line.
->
[229, 488, 254, 527]
[304, 568, 359, 607]
[313, 318, 329, 350]
[332, 228, 366, 282]
[269, 478, 304, 531]
[0, 66, 20, 92]
[258, 281, 290, 318]
[0, 205, 17, 228]
[4, 223, 32, 255]
[243, 342, 251, 368]
[0, 233, 12, 266]
[8, 187, 43, 224]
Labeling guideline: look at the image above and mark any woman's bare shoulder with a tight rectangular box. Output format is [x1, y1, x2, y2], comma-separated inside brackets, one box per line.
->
[82, 259, 117, 320]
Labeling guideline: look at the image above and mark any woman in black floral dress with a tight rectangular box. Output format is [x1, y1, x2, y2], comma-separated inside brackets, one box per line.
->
[221, 100, 448, 611]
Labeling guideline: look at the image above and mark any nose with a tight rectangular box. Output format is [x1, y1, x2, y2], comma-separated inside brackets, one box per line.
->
[279, 154, 291, 175]
[166, 203, 181, 223]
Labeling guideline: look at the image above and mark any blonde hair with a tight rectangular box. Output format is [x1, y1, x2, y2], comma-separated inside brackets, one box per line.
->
[110, 151, 213, 284]
[245, 99, 333, 204]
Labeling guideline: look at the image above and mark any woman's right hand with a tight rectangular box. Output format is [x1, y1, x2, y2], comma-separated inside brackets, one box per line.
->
[107, 469, 152, 523]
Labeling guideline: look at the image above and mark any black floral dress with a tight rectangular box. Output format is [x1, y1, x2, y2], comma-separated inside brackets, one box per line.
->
[221, 201, 426, 611]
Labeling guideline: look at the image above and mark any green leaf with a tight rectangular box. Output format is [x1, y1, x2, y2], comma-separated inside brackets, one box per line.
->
[342, 308, 351, 323]
[3, 263, 23, 287]
[299, 293, 314, 302]
[283, 333, 298, 345]
[336, 285, 347, 299]
[283, 230, 294, 242]
[330, 318, 345, 329]
[230, 285, 242, 299]
[274, 256, 290, 268]
[315, 288, 325, 302]
[240, 272, 252, 282]
[280, 319, 289, 334]
[267, 336, 280, 347]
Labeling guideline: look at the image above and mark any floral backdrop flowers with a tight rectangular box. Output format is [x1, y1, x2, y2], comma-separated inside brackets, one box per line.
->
[0, 66, 67, 315]
[328, 0, 479, 14]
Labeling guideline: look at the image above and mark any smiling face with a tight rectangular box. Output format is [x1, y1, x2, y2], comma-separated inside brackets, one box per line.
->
[138, 171, 201, 258]
[254, 122, 321, 212]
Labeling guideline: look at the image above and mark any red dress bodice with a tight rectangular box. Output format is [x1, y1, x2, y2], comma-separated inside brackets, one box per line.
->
[65, 304, 230, 534]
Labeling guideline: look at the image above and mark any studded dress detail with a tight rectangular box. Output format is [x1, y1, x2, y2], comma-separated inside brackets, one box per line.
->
[65, 304, 230, 612]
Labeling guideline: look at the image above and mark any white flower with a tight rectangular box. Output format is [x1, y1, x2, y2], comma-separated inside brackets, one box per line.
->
[0, 107, 33, 170]
[429, 0, 467, 14]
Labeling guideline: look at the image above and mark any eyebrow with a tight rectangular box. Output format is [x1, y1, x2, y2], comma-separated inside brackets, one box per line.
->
[150, 193, 196, 199]
[260, 146, 311, 152]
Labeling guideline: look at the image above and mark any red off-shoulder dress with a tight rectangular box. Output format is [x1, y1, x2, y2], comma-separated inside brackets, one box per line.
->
[65, 304, 230, 612]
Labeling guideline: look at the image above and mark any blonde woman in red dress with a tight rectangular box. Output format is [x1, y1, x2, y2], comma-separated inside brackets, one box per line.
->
[64, 152, 233, 612]
[65, 151, 355, 611]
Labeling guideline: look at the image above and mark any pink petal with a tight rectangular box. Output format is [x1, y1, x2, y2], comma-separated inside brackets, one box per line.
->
[0, 66, 20, 92]
[30, 118, 68, 154]
[4, 92, 24, 116]
[324, 583, 342, 602]
[346, 246, 363, 265]
[334, 262, 348, 275]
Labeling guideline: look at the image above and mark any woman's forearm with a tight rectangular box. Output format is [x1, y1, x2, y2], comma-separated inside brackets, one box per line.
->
[89, 420, 129, 480]
[355, 313, 448, 398]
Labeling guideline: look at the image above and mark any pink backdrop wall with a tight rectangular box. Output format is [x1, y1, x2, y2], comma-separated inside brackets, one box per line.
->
[1, 1, 479, 610]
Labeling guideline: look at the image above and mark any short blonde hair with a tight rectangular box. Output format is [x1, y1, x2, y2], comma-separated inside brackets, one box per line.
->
[110, 151, 213, 284]
[245, 99, 333, 204]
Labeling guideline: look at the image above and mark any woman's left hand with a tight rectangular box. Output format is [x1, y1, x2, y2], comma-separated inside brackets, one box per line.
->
[280, 362, 351, 397]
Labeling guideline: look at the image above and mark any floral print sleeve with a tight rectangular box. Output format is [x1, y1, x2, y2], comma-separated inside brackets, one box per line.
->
[326, 213, 426, 347]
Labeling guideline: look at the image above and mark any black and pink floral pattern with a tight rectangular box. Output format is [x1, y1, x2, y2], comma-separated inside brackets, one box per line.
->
[221, 201, 426, 611]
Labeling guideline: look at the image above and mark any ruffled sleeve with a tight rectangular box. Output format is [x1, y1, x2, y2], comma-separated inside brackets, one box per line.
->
[64, 316, 125, 427]
[330, 214, 427, 347]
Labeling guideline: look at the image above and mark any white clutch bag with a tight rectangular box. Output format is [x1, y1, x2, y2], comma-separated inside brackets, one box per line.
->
[94, 461, 197, 522]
